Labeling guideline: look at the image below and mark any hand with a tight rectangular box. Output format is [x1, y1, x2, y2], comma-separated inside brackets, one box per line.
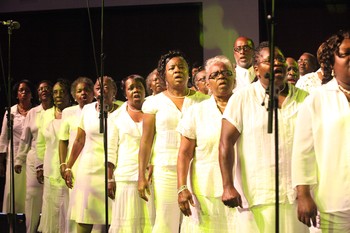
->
[178, 188, 195, 216]
[64, 169, 74, 189]
[138, 176, 150, 202]
[108, 180, 116, 200]
[36, 169, 44, 184]
[222, 186, 242, 208]
[14, 165, 22, 174]
[297, 194, 318, 227]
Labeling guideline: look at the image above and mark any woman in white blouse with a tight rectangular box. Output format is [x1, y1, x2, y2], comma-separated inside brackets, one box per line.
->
[138, 50, 209, 233]
[177, 55, 236, 232]
[108, 74, 154, 232]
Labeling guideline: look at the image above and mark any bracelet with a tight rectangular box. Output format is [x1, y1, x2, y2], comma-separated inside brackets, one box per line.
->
[65, 167, 71, 172]
[108, 179, 115, 183]
[60, 162, 67, 168]
[177, 185, 188, 194]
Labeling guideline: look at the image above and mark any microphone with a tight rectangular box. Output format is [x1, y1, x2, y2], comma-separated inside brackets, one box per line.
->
[0, 20, 20, 29]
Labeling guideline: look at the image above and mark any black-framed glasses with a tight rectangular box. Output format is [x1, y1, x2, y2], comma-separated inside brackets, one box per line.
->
[297, 59, 310, 65]
[260, 57, 286, 65]
[234, 45, 253, 53]
[208, 70, 233, 80]
[197, 78, 206, 83]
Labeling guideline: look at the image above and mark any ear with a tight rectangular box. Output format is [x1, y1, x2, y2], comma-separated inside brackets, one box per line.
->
[254, 64, 260, 79]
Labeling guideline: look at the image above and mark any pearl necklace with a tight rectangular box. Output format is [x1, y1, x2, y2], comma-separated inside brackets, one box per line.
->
[339, 85, 350, 95]
[127, 104, 142, 113]
[167, 89, 190, 99]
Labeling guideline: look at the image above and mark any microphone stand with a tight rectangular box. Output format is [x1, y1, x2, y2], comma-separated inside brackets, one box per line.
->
[97, 0, 109, 231]
[4, 21, 17, 233]
[266, 0, 279, 232]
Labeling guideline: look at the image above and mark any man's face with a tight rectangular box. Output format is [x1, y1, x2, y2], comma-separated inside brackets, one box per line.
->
[233, 37, 254, 69]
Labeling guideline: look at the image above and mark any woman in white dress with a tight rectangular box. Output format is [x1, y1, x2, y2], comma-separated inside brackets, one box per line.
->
[35, 79, 72, 233]
[177, 56, 238, 232]
[64, 76, 119, 233]
[138, 50, 209, 233]
[0, 79, 35, 214]
[14, 80, 53, 233]
[108, 74, 154, 233]
[58, 76, 94, 233]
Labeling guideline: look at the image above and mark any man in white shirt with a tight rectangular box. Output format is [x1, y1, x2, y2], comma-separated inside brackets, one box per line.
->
[233, 36, 256, 91]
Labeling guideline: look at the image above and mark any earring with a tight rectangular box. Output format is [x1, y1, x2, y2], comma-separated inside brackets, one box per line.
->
[331, 69, 335, 77]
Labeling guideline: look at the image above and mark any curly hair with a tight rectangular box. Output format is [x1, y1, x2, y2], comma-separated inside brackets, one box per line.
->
[157, 50, 189, 81]
[322, 29, 350, 84]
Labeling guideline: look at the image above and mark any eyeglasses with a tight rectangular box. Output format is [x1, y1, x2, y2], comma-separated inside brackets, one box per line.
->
[18, 88, 30, 94]
[234, 45, 253, 53]
[38, 86, 51, 92]
[287, 67, 298, 72]
[260, 57, 286, 65]
[297, 59, 310, 65]
[197, 78, 206, 83]
[208, 70, 233, 80]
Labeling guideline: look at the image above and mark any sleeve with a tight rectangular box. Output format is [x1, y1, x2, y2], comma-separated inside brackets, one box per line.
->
[142, 96, 158, 115]
[15, 113, 33, 166]
[107, 113, 119, 166]
[35, 113, 47, 168]
[292, 96, 318, 187]
[0, 111, 9, 153]
[222, 92, 243, 133]
[58, 110, 70, 141]
[177, 104, 196, 139]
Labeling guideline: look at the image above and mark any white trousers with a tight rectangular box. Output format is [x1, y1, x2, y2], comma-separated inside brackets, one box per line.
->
[152, 165, 181, 233]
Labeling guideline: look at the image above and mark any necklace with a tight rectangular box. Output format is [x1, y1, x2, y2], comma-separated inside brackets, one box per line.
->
[127, 104, 142, 113]
[339, 85, 350, 95]
[18, 104, 30, 115]
[278, 83, 287, 94]
[167, 89, 190, 99]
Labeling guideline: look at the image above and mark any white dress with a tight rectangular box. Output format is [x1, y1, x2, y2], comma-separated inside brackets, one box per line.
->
[107, 102, 154, 233]
[142, 91, 209, 233]
[16, 104, 45, 233]
[0, 104, 27, 214]
[177, 96, 238, 233]
[70, 102, 116, 224]
[36, 107, 69, 233]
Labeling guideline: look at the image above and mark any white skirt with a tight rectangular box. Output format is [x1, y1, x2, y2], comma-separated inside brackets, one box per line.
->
[109, 181, 154, 233]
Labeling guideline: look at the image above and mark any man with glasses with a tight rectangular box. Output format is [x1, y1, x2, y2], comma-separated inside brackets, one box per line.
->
[297, 52, 317, 77]
[233, 36, 256, 91]
[219, 41, 309, 233]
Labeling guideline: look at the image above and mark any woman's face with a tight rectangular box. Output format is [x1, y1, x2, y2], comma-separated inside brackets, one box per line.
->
[94, 77, 116, 104]
[165, 56, 189, 89]
[254, 47, 287, 90]
[75, 82, 94, 108]
[37, 82, 52, 103]
[125, 78, 145, 106]
[17, 82, 32, 103]
[150, 74, 166, 95]
[53, 82, 70, 110]
[207, 62, 235, 97]
[334, 38, 350, 84]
